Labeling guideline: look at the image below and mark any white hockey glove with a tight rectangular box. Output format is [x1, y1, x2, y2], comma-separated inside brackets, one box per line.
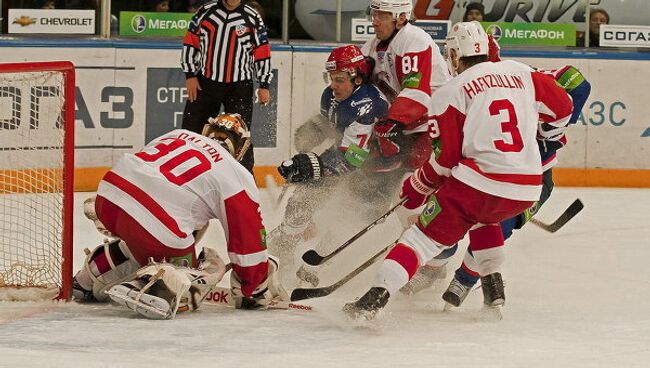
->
[83, 196, 114, 238]
[106, 251, 228, 320]
[230, 257, 289, 310]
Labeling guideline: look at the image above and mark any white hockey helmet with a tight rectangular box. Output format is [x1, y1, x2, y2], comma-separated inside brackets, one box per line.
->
[369, 0, 412, 20]
[202, 113, 251, 161]
[445, 21, 489, 75]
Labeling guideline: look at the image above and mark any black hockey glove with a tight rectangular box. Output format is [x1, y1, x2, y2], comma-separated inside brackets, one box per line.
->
[277, 152, 322, 183]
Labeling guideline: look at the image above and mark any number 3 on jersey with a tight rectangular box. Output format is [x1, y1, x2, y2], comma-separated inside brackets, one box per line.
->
[135, 138, 211, 185]
[489, 99, 524, 152]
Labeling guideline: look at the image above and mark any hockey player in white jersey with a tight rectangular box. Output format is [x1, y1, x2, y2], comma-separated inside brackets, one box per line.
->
[344, 21, 573, 319]
[73, 113, 287, 318]
[363, 0, 449, 170]
[362, 0, 455, 293]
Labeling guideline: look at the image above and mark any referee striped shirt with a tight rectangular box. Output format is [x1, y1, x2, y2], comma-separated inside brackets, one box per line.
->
[181, 1, 272, 88]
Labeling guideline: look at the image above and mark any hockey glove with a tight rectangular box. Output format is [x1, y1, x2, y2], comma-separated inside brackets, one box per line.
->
[373, 120, 403, 158]
[278, 152, 322, 183]
[231, 257, 288, 310]
[400, 167, 437, 209]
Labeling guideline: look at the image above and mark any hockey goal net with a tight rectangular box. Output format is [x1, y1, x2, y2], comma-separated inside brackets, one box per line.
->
[0, 61, 75, 301]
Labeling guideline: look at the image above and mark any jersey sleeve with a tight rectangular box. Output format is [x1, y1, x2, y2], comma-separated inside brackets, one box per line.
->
[323, 107, 384, 176]
[213, 168, 269, 298]
[181, 6, 210, 78]
[389, 35, 433, 130]
[247, 6, 273, 88]
[531, 71, 574, 142]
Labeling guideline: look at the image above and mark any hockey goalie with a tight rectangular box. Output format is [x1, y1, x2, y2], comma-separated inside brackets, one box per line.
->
[73, 113, 288, 319]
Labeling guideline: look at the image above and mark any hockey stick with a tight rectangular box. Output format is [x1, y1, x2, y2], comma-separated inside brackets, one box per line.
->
[291, 240, 396, 301]
[301, 198, 406, 266]
[529, 198, 584, 233]
[203, 286, 314, 312]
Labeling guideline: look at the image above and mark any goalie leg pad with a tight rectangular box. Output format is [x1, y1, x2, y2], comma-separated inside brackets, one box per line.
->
[73, 239, 140, 302]
[107, 255, 227, 319]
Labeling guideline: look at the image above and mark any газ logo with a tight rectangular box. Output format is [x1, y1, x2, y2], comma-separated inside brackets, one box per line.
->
[12, 16, 37, 27]
[131, 15, 146, 33]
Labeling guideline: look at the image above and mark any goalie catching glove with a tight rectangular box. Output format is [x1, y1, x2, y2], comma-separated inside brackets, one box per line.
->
[230, 256, 288, 310]
[278, 152, 323, 183]
[106, 247, 227, 320]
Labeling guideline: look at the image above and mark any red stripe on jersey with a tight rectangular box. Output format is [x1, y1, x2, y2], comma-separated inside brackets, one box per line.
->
[389, 96, 428, 129]
[102, 171, 188, 239]
[461, 159, 542, 185]
[231, 262, 268, 297]
[224, 190, 268, 296]
[202, 20, 216, 79]
[253, 43, 270, 61]
[225, 29, 238, 83]
[531, 71, 573, 123]
[385, 243, 420, 279]
[468, 225, 504, 251]
[433, 105, 466, 170]
[183, 31, 200, 48]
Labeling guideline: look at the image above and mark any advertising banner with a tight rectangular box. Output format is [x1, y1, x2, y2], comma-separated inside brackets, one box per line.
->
[481, 22, 576, 46]
[600, 25, 650, 48]
[351, 18, 450, 42]
[8, 9, 95, 34]
[120, 12, 192, 37]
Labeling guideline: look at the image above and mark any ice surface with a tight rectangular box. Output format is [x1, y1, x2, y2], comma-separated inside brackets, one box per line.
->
[1, 187, 649, 368]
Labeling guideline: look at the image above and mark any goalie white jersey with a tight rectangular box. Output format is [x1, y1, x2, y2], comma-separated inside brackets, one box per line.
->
[96, 129, 269, 296]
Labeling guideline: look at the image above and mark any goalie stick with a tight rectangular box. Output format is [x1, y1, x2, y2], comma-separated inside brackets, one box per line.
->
[301, 198, 406, 266]
[203, 286, 314, 312]
[291, 241, 396, 301]
[529, 198, 584, 233]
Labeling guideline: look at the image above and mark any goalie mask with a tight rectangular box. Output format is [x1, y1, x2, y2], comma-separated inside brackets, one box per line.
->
[201, 113, 251, 161]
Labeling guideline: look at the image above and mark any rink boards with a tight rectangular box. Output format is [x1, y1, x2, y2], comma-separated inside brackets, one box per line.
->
[1, 39, 648, 188]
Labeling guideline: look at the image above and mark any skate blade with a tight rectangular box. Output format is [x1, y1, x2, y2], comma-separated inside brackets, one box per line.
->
[106, 286, 172, 320]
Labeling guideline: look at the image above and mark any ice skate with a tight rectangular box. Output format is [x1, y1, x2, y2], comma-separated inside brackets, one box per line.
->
[442, 276, 473, 308]
[480, 272, 505, 307]
[400, 264, 447, 296]
[72, 277, 96, 302]
[343, 287, 390, 320]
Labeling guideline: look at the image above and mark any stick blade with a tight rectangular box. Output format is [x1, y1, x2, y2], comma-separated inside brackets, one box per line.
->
[290, 287, 331, 302]
[301, 249, 324, 266]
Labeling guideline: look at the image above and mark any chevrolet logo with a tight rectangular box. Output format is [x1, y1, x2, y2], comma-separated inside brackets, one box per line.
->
[13, 16, 37, 27]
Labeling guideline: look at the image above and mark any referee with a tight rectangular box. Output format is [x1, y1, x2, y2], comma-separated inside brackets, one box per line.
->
[181, 0, 272, 173]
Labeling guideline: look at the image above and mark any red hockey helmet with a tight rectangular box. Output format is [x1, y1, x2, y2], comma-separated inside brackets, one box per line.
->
[325, 45, 366, 78]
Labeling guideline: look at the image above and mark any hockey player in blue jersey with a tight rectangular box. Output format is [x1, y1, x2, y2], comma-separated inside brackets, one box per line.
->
[267, 45, 394, 280]
[440, 63, 592, 308]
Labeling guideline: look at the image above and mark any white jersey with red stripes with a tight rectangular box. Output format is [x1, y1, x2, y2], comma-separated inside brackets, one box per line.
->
[97, 129, 267, 265]
[427, 60, 573, 201]
[362, 22, 449, 130]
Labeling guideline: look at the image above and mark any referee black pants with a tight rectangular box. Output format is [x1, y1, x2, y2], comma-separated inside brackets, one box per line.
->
[182, 76, 255, 173]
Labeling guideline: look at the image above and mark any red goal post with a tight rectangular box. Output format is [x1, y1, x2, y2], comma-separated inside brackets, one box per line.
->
[0, 61, 75, 301]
